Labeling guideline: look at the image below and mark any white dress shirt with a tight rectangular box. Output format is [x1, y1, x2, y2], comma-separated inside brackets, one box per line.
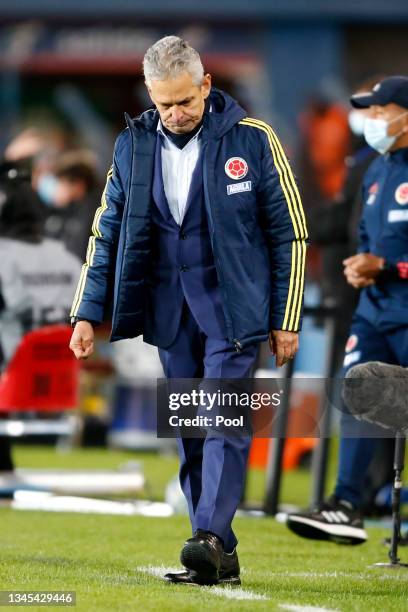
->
[157, 121, 202, 226]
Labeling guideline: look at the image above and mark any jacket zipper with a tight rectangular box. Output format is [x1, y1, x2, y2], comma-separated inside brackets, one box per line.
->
[377, 165, 390, 256]
[233, 339, 243, 352]
[111, 113, 135, 336]
[202, 144, 241, 350]
[117, 115, 248, 350]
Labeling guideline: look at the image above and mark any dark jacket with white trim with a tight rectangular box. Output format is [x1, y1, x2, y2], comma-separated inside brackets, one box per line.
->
[70, 88, 308, 348]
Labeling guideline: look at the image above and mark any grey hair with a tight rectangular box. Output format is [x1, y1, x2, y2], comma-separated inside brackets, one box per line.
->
[143, 36, 204, 86]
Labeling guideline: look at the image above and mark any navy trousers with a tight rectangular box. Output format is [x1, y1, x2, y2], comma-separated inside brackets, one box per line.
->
[159, 302, 258, 552]
[335, 314, 408, 507]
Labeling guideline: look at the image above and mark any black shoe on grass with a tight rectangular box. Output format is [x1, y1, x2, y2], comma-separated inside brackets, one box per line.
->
[165, 547, 240, 586]
[179, 530, 223, 583]
[218, 548, 240, 585]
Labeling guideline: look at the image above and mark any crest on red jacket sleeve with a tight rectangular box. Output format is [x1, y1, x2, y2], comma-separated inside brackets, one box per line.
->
[225, 157, 248, 180]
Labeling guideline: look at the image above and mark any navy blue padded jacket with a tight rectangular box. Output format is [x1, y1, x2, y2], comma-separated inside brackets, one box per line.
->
[355, 147, 408, 329]
[70, 88, 308, 348]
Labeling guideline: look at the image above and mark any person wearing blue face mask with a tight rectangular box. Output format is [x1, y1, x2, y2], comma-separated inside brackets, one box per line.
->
[363, 104, 408, 155]
[348, 108, 367, 138]
[287, 76, 408, 545]
[36, 172, 59, 207]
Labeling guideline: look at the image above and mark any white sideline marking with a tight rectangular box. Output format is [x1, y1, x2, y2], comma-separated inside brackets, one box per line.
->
[206, 586, 268, 601]
[273, 572, 342, 579]
[256, 570, 408, 581]
[137, 565, 269, 600]
[137, 565, 180, 578]
[279, 605, 339, 612]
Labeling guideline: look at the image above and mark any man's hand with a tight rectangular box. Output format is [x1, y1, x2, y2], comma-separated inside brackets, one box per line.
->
[269, 330, 299, 368]
[343, 253, 384, 289]
[69, 321, 95, 360]
[343, 268, 375, 289]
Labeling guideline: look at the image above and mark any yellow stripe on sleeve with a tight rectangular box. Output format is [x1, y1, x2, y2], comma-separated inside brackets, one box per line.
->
[282, 240, 298, 331]
[288, 240, 303, 331]
[240, 118, 307, 239]
[294, 240, 307, 331]
[70, 166, 113, 317]
[239, 119, 307, 331]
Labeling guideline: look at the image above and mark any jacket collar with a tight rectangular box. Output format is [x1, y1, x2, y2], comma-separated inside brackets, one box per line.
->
[388, 146, 408, 163]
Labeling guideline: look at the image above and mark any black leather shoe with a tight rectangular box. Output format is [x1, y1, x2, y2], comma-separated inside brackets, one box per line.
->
[164, 569, 211, 586]
[165, 549, 240, 586]
[180, 529, 223, 583]
[219, 548, 240, 584]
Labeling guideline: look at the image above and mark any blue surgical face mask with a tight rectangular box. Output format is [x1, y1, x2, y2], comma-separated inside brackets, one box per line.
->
[363, 111, 408, 154]
[37, 173, 58, 207]
[348, 110, 366, 136]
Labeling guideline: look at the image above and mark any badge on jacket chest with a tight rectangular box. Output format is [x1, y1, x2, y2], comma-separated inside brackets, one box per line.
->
[395, 182, 408, 205]
[227, 181, 252, 195]
[225, 157, 248, 180]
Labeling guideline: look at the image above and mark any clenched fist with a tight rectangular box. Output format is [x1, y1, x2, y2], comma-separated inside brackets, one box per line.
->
[269, 330, 299, 367]
[69, 320, 95, 360]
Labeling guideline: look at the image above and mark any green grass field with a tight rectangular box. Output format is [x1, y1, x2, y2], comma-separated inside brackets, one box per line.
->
[1, 445, 407, 611]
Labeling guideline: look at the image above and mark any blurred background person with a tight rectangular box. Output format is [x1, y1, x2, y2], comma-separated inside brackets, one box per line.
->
[0, 156, 82, 475]
[287, 76, 408, 544]
[298, 95, 351, 211]
[303, 77, 396, 516]
[296, 94, 351, 296]
[39, 150, 100, 259]
[4, 126, 68, 190]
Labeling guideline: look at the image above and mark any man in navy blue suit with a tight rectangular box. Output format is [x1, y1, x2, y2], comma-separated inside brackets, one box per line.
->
[69, 36, 307, 586]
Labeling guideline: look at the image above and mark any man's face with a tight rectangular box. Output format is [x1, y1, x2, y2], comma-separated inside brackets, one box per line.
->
[147, 72, 211, 134]
[372, 102, 408, 141]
